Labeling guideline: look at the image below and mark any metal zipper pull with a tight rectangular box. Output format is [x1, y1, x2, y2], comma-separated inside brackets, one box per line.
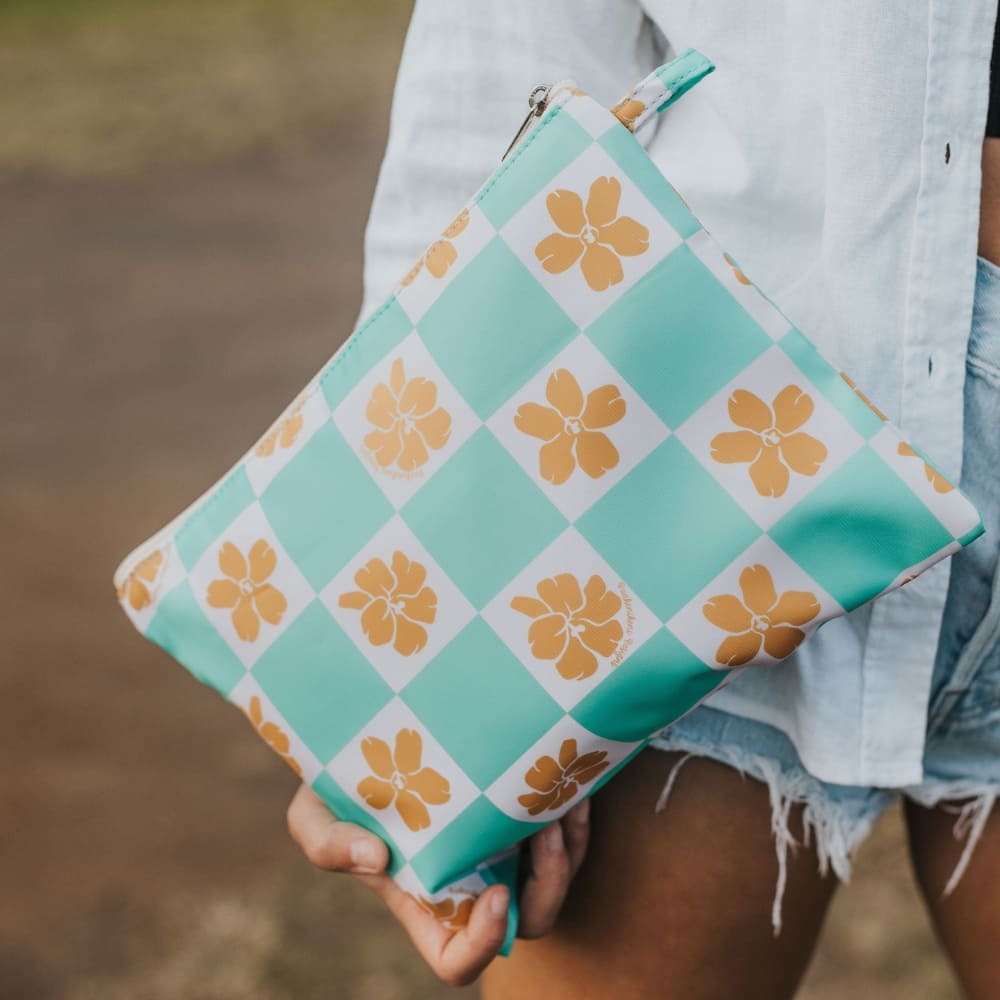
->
[501, 84, 552, 162]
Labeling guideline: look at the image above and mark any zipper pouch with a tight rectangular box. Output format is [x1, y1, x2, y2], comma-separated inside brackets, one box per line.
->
[113, 48, 984, 956]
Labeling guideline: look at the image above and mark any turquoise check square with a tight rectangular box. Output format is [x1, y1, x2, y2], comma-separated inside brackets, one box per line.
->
[586, 244, 772, 428]
[402, 618, 564, 789]
[576, 436, 760, 621]
[402, 427, 567, 608]
[252, 601, 392, 764]
[146, 581, 245, 694]
[260, 422, 394, 592]
[769, 446, 956, 609]
[416, 238, 577, 420]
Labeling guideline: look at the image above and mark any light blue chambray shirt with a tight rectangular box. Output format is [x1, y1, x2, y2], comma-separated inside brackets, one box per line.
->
[355, 1, 997, 787]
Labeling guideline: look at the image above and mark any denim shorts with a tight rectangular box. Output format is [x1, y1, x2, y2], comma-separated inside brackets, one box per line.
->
[648, 253, 1000, 932]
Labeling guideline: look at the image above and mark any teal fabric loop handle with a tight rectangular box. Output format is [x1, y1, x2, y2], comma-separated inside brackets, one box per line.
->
[654, 47, 716, 110]
[612, 47, 715, 134]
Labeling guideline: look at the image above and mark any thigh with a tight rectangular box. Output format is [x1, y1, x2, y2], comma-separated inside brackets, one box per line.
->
[480, 747, 838, 1000]
[905, 798, 1000, 1000]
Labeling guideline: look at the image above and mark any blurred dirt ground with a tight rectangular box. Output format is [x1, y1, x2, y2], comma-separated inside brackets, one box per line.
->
[0, 2, 963, 997]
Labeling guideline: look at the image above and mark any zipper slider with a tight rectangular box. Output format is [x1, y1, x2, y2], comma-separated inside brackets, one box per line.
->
[501, 84, 552, 162]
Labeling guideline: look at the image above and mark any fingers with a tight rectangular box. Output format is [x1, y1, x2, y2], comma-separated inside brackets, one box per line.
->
[288, 783, 512, 985]
[517, 797, 591, 938]
[563, 796, 591, 878]
[362, 874, 511, 987]
[286, 782, 389, 874]
[517, 822, 570, 938]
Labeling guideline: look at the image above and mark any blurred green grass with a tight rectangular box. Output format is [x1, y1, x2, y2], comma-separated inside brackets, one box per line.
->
[0, 0, 408, 174]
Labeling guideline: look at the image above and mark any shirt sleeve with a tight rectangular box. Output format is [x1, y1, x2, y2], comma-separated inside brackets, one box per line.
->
[355, 0, 667, 325]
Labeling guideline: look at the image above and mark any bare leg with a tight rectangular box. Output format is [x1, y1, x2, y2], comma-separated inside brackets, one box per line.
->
[480, 748, 838, 1000]
[904, 798, 1000, 1000]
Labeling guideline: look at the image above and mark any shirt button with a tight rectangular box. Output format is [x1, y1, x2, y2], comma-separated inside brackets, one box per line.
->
[927, 351, 945, 378]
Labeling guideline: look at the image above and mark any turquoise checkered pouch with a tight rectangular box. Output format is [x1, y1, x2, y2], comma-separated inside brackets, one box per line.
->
[113, 48, 984, 955]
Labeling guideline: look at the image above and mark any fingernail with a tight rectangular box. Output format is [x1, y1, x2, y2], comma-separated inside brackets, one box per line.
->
[350, 838, 381, 872]
[545, 821, 564, 853]
[490, 887, 509, 918]
[571, 798, 590, 824]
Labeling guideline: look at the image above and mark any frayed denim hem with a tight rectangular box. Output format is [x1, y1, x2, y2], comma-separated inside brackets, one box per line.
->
[646, 736, 890, 936]
[904, 780, 1000, 896]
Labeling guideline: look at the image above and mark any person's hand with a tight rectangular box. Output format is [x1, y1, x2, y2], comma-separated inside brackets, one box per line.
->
[286, 782, 590, 986]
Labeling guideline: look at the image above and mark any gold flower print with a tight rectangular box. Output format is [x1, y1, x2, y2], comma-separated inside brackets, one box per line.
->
[406, 891, 476, 930]
[358, 728, 450, 832]
[511, 572, 623, 680]
[517, 738, 609, 816]
[244, 695, 302, 777]
[363, 358, 451, 473]
[610, 96, 645, 131]
[534, 176, 649, 291]
[723, 251, 752, 285]
[206, 540, 288, 642]
[401, 209, 470, 287]
[710, 385, 829, 498]
[255, 398, 305, 458]
[839, 371, 888, 422]
[339, 551, 437, 656]
[514, 369, 625, 484]
[703, 564, 820, 667]
[117, 549, 164, 611]
[897, 441, 955, 494]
